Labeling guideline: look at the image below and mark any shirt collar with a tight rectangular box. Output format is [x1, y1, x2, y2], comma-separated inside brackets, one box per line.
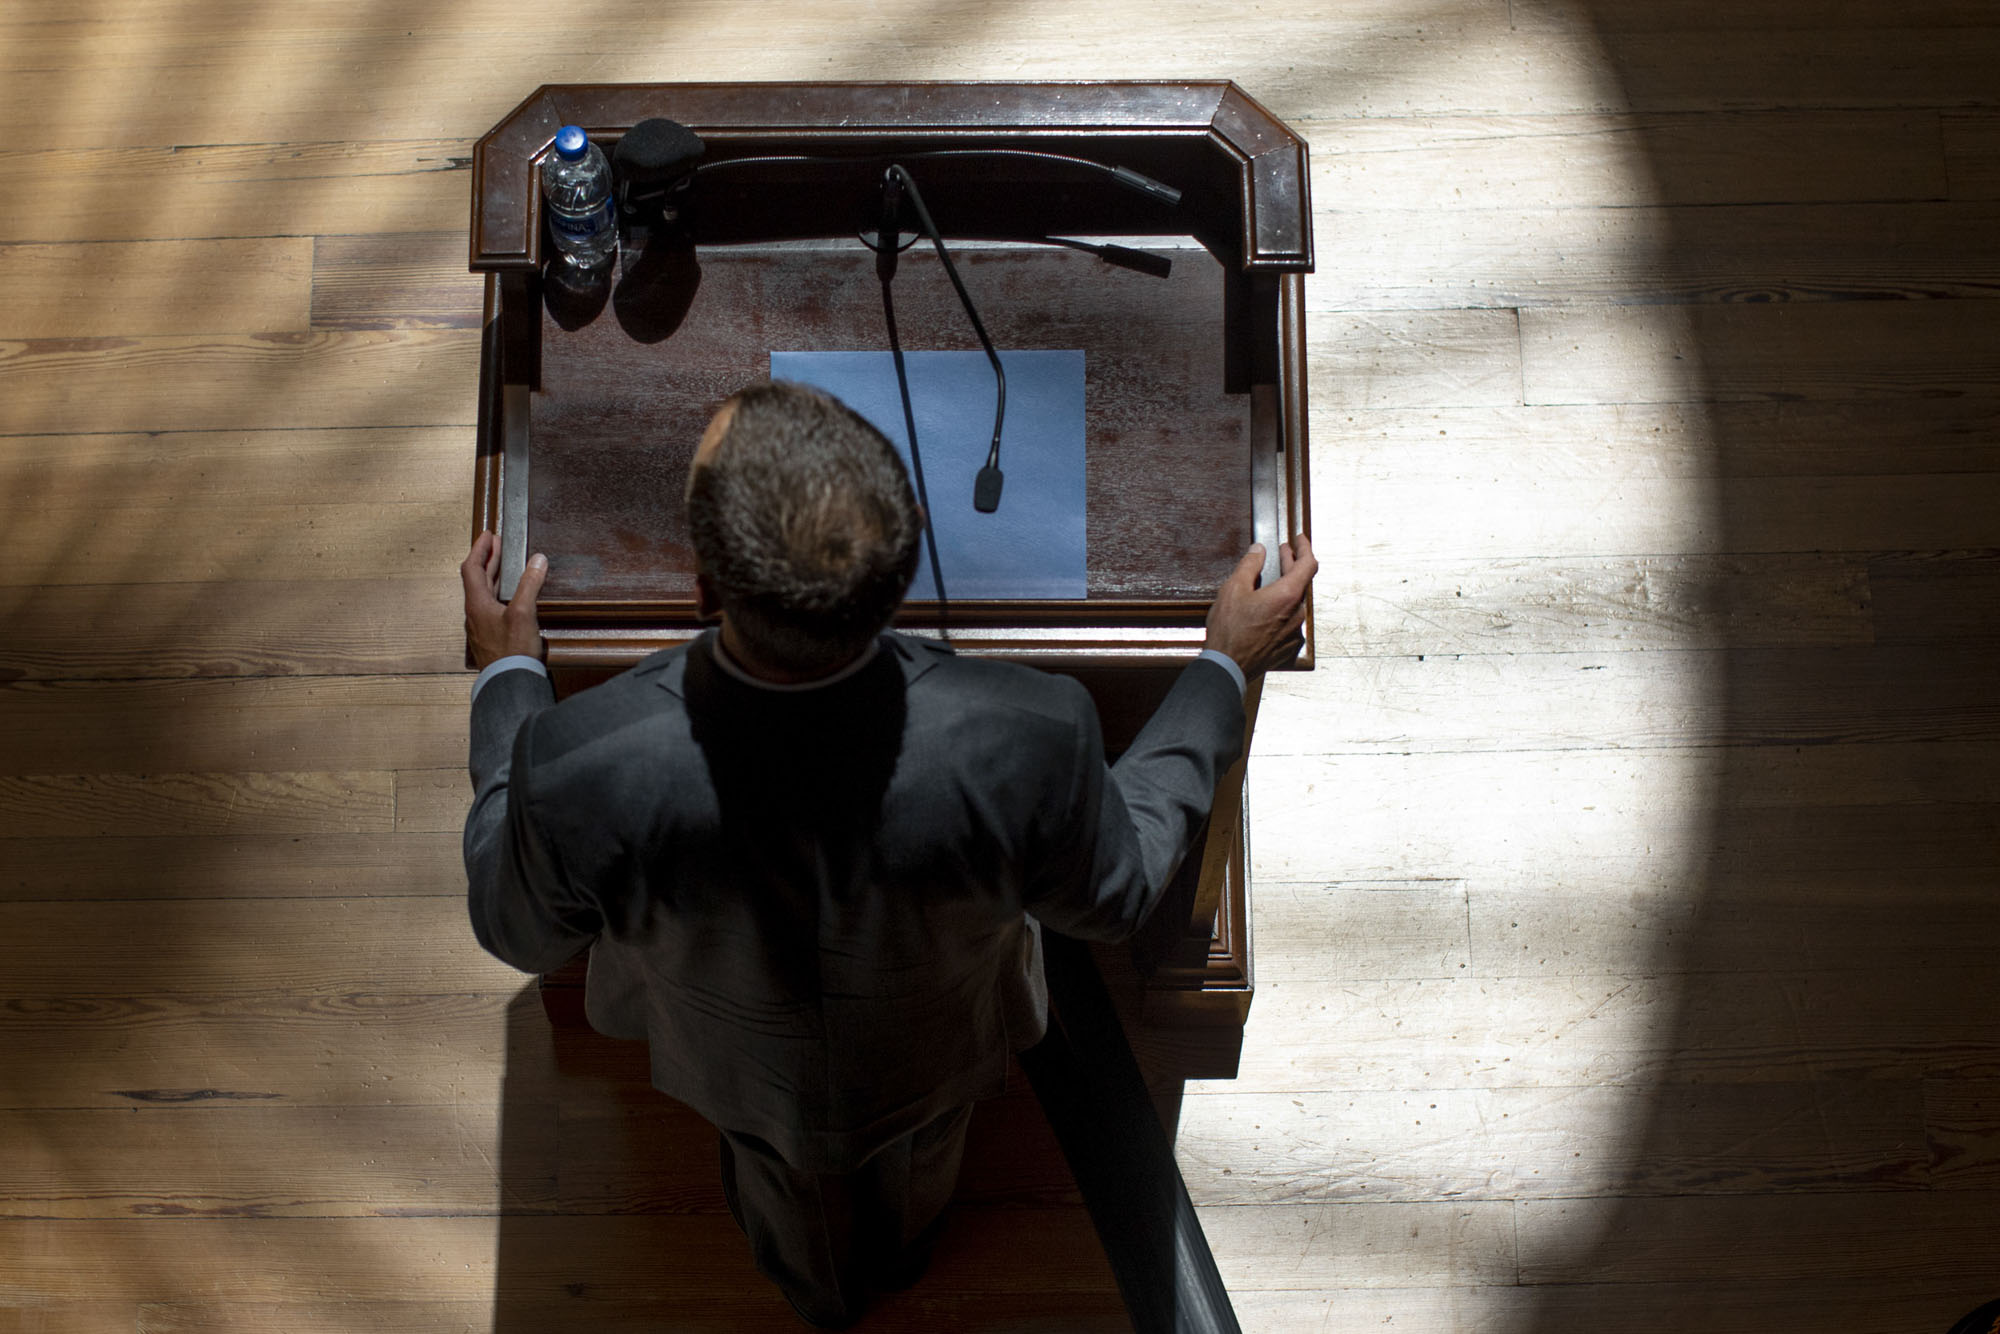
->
[708, 632, 881, 692]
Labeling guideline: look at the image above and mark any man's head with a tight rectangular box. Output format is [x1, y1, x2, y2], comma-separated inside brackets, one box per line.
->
[687, 381, 923, 677]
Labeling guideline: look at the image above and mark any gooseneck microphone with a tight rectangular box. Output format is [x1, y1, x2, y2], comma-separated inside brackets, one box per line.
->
[879, 164, 1008, 515]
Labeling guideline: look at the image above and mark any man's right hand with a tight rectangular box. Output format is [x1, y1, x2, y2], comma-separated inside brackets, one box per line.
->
[1203, 534, 1318, 676]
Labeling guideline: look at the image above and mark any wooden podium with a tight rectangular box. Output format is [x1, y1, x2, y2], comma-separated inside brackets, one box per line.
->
[467, 82, 1312, 1075]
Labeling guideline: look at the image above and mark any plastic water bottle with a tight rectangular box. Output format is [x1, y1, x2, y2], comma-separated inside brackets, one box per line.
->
[540, 124, 617, 269]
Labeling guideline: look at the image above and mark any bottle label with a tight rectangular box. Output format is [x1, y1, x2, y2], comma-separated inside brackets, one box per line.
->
[551, 199, 614, 238]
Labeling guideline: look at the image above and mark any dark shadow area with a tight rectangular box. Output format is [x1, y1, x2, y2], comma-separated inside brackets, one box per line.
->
[490, 978, 1138, 1331]
[1505, 3, 2000, 1327]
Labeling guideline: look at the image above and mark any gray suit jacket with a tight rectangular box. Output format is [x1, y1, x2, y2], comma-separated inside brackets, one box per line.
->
[465, 630, 1243, 1172]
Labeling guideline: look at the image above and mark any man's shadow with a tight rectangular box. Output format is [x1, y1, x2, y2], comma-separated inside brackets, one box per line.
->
[488, 982, 1135, 1330]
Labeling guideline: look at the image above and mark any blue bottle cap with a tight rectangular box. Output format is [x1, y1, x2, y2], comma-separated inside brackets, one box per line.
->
[553, 125, 588, 160]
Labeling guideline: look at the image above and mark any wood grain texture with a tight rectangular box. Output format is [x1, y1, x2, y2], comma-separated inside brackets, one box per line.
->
[1522, 301, 2000, 405]
[0, 832, 464, 902]
[0, 1104, 528, 1219]
[1310, 202, 2000, 310]
[1945, 111, 2000, 199]
[0, 330, 479, 435]
[0, 676, 469, 775]
[0, 579, 465, 680]
[1305, 112, 1946, 212]
[7, 0, 2000, 1326]
[0, 900, 519, 998]
[0, 771, 391, 838]
[311, 233, 484, 331]
[0, 992, 519, 1110]
[0, 142, 468, 243]
[1177, 1080, 1930, 1202]
[0, 239, 311, 339]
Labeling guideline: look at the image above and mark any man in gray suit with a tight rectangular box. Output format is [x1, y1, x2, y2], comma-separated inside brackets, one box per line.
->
[461, 380, 1316, 1326]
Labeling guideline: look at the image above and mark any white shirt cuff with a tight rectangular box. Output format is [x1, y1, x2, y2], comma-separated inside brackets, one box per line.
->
[472, 655, 549, 701]
[1196, 648, 1247, 699]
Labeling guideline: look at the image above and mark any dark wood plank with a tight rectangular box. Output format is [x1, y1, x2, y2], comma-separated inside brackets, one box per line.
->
[1945, 110, 2000, 199]
[311, 232, 483, 331]
[1515, 1191, 2000, 1283]
[1925, 1078, 2000, 1189]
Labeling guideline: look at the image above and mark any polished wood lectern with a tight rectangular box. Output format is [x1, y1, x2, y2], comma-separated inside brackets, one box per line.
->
[467, 82, 1312, 1075]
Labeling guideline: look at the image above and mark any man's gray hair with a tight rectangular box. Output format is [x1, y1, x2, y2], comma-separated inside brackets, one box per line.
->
[688, 380, 923, 675]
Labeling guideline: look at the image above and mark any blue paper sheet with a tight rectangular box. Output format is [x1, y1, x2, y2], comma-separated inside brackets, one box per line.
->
[769, 349, 1087, 601]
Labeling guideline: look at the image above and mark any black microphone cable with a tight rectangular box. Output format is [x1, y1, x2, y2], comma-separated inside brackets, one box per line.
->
[876, 168, 952, 644]
[878, 163, 1008, 514]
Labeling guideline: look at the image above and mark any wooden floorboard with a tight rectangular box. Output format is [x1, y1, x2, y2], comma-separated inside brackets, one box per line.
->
[6, 0, 1998, 1329]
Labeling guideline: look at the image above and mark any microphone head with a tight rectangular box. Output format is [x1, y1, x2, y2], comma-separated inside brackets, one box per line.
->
[613, 118, 706, 184]
[973, 465, 1004, 514]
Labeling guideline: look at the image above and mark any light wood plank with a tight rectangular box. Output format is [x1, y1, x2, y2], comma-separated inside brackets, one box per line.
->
[0, 330, 479, 436]
[1515, 1191, 2000, 1283]
[0, 579, 465, 680]
[0, 142, 467, 243]
[0, 1104, 536, 1219]
[1305, 112, 1944, 213]
[1309, 202, 2000, 310]
[1310, 553, 1870, 657]
[0, 832, 464, 902]
[1176, 1080, 1929, 1203]
[0, 676, 469, 776]
[1227, 970, 2000, 1094]
[0, 772, 391, 838]
[394, 769, 467, 834]
[0, 239, 311, 339]
[0, 500, 463, 589]
[1308, 310, 1521, 410]
[1521, 301, 2000, 406]
[1251, 880, 1470, 983]
[0, 429, 464, 512]
[1198, 1201, 1516, 1288]
[0, 900, 520, 999]
[1515, 0, 2000, 29]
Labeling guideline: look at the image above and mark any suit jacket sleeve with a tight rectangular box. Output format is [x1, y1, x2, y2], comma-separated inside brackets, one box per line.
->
[463, 667, 602, 973]
[1023, 656, 1246, 941]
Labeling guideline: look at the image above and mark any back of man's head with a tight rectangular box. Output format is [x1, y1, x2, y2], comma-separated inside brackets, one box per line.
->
[688, 381, 923, 676]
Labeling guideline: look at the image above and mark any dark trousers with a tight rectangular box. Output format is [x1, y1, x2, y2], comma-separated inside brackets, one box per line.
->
[720, 1103, 973, 1327]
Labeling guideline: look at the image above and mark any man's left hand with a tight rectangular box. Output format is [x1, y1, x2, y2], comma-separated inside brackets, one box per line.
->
[461, 532, 548, 669]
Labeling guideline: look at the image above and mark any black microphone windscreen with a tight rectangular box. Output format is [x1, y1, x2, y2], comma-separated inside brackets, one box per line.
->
[614, 118, 706, 183]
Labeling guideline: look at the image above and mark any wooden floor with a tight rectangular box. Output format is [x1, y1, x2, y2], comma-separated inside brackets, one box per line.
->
[5, 2, 2000, 1330]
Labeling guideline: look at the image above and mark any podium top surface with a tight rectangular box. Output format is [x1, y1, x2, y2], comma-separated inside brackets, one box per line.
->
[470, 80, 1312, 275]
